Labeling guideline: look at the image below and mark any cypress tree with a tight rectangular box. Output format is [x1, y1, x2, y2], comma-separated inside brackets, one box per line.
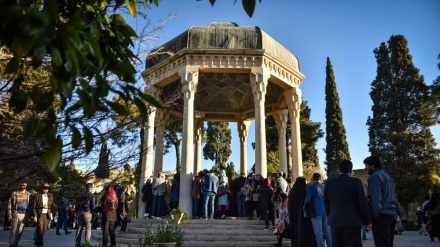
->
[324, 57, 351, 180]
[203, 122, 232, 169]
[367, 35, 439, 207]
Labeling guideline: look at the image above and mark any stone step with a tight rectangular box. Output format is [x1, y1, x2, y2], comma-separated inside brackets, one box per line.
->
[92, 217, 289, 246]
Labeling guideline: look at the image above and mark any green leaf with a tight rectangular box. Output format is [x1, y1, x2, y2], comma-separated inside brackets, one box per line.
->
[9, 90, 28, 114]
[32, 45, 46, 67]
[134, 97, 148, 118]
[126, 0, 137, 16]
[209, 0, 216, 6]
[44, 135, 62, 172]
[51, 48, 62, 67]
[83, 127, 93, 153]
[4, 56, 20, 74]
[71, 126, 82, 149]
[139, 93, 163, 109]
[106, 100, 129, 115]
[242, 0, 256, 17]
[24, 115, 39, 138]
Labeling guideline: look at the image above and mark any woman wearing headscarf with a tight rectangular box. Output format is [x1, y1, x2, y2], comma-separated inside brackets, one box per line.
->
[425, 189, 440, 242]
[273, 193, 290, 246]
[289, 177, 317, 247]
[217, 169, 229, 219]
[100, 186, 118, 247]
[260, 178, 275, 230]
[244, 173, 255, 219]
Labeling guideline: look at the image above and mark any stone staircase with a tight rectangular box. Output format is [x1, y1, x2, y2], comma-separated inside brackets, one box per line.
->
[93, 217, 291, 246]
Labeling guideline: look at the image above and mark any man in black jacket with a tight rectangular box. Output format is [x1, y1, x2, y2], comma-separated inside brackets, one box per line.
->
[75, 183, 95, 247]
[32, 183, 56, 247]
[324, 160, 371, 247]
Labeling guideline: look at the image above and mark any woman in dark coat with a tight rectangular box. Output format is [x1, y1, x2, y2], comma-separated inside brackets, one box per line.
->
[425, 189, 440, 242]
[100, 186, 118, 247]
[289, 177, 317, 247]
[260, 178, 275, 229]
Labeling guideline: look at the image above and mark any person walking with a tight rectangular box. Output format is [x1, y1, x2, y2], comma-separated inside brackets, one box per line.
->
[424, 189, 440, 242]
[416, 204, 427, 235]
[364, 155, 398, 247]
[115, 186, 129, 233]
[305, 173, 332, 247]
[324, 160, 371, 247]
[259, 177, 275, 230]
[273, 193, 290, 247]
[290, 177, 317, 247]
[100, 186, 118, 247]
[7, 182, 31, 247]
[202, 169, 219, 220]
[56, 195, 72, 235]
[75, 183, 95, 246]
[32, 183, 56, 247]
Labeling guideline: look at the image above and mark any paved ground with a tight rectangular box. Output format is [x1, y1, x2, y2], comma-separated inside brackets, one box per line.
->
[0, 227, 439, 247]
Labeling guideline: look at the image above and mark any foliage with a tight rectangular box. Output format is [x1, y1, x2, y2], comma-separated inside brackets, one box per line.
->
[300, 100, 324, 167]
[324, 57, 351, 180]
[367, 35, 440, 207]
[203, 122, 232, 169]
[163, 114, 183, 172]
[138, 221, 185, 247]
[225, 161, 237, 180]
[262, 100, 323, 177]
[94, 141, 110, 178]
[430, 54, 440, 123]
[0, 0, 165, 171]
[170, 208, 188, 224]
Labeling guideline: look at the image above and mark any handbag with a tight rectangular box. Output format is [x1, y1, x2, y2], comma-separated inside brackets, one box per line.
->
[103, 201, 115, 212]
[217, 185, 231, 196]
[252, 192, 260, 201]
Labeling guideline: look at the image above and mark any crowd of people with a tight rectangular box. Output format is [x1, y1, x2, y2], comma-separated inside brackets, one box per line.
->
[5, 182, 129, 247]
[139, 155, 440, 247]
[4, 154, 440, 247]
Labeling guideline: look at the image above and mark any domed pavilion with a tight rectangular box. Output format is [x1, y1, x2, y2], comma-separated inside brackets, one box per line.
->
[139, 22, 305, 217]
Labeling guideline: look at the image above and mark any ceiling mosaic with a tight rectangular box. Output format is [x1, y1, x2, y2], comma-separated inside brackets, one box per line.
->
[160, 72, 284, 115]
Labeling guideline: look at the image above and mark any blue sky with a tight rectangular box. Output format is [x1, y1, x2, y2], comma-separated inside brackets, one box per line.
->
[141, 0, 440, 174]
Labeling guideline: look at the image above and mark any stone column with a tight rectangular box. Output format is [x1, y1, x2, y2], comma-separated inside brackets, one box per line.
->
[250, 67, 270, 178]
[275, 109, 289, 174]
[154, 108, 168, 175]
[284, 87, 303, 179]
[194, 118, 204, 175]
[237, 120, 251, 175]
[137, 87, 158, 218]
[178, 65, 199, 218]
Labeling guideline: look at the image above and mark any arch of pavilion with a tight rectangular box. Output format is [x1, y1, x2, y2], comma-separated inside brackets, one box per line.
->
[137, 23, 305, 218]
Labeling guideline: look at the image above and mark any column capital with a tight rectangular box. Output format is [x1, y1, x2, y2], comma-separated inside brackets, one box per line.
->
[144, 85, 161, 100]
[250, 67, 270, 103]
[275, 109, 289, 137]
[194, 118, 204, 142]
[155, 109, 169, 128]
[238, 120, 251, 142]
[284, 87, 302, 118]
[179, 65, 199, 100]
